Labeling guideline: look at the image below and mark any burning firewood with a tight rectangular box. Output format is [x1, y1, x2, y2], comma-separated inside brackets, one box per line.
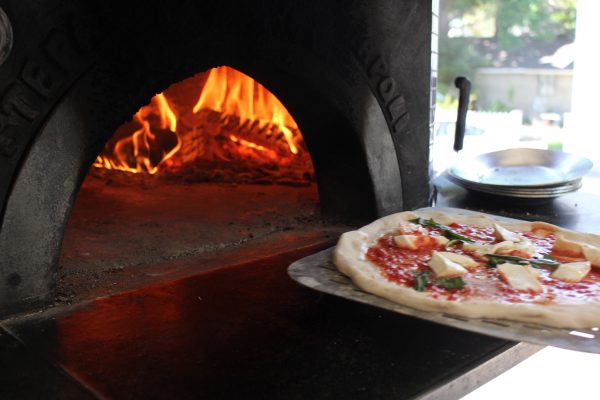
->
[93, 67, 314, 185]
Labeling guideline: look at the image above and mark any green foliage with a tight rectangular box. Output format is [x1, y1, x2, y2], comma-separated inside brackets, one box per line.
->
[547, 140, 563, 151]
[487, 100, 513, 112]
[438, 0, 577, 97]
[495, 0, 576, 47]
[447, 0, 577, 46]
[437, 37, 490, 95]
[436, 92, 459, 110]
[476, 88, 517, 112]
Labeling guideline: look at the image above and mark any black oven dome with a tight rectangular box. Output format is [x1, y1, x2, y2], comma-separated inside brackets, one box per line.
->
[0, 0, 433, 316]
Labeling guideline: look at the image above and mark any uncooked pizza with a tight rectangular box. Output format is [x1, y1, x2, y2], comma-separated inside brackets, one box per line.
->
[333, 209, 600, 328]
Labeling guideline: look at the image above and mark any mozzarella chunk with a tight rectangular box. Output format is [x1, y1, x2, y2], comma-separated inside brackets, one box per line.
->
[461, 242, 488, 256]
[491, 241, 516, 254]
[552, 261, 591, 283]
[394, 234, 447, 250]
[525, 265, 542, 279]
[435, 236, 450, 246]
[551, 234, 600, 266]
[497, 263, 543, 292]
[436, 251, 479, 269]
[493, 223, 522, 242]
[491, 223, 537, 257]
[393, 234, 419, 250]
[553, 233, 583, 256]
[428, 251, 468, 278]
[463, 241, 515, 257]
[506, 238, 538, 258]
[582, 245, 600, 268]
[398, 222, 427, 235]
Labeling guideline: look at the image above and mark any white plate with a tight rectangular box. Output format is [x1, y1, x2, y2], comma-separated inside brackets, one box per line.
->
[447, 174, 582, 199]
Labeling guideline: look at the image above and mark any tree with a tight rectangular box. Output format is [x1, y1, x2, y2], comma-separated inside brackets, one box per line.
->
[443, 0, 576, 47]
[437, 0, 577, 97]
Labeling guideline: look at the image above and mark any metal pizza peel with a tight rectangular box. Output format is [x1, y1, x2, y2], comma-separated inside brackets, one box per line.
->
[288, 208, 600, 354]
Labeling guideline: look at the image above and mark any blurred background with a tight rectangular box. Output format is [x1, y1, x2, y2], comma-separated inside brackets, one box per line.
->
[435, 2, 600, 397]
[433, 0, 600, 175]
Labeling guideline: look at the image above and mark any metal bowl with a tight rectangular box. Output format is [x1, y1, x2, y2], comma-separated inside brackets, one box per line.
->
[448, 148, 593, 189]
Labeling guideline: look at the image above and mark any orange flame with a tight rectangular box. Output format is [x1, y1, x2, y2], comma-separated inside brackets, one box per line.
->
[193, 67, 299, 155]
[94, 66, 307, 178]
[94, 93, 180, 174]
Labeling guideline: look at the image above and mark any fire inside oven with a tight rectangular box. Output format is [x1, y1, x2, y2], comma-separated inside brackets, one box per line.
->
[92, 66, 313, 182]
[58, 67, 346, 303]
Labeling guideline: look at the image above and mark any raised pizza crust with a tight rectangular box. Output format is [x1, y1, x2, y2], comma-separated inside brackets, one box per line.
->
[333, 208, 600, 329]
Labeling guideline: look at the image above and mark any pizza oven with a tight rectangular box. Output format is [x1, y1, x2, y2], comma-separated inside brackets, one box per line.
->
[0, 1, 435, 316]
[1, 3, 554, 398]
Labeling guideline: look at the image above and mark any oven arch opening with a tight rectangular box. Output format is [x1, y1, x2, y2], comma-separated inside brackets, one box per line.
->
[0, 53, 401, 315]
[58, 65, 350, 303]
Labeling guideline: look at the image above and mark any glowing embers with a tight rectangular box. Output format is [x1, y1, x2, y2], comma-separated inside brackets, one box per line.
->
[93, 67, 313, 184]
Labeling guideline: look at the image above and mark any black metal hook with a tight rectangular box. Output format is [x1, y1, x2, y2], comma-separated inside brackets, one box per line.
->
[454, 76, 471, 152]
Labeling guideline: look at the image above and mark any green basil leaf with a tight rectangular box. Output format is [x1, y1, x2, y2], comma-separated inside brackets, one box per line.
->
[409, 217, 440, 229]
[485, 253, 560, 270]
[530, 258, 560, 269]
[409, 218, 475, 243]
[413, 271, 430, 292]
[486, 257, 500, 268]
[485, 254, 527, 267]
[435, 276, 465, 290]
[442, 230, 475, 243]
[445, 239, 462, 249]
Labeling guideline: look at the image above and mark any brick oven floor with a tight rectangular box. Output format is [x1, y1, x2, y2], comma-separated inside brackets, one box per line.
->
[58, 177, 349, 304]
[0, 242, 535, 399]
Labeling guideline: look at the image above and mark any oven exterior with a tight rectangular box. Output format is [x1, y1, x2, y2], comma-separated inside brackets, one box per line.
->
[0, 0, 435, 316]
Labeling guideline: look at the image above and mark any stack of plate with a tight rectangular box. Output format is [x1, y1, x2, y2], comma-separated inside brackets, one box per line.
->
[446, 148, 593, 199]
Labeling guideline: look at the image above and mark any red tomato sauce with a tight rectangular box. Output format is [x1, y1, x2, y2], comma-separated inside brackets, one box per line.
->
[366, 223, 600, 304]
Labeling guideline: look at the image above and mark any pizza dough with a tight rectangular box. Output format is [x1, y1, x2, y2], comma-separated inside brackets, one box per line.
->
[333, 208, 600, 329]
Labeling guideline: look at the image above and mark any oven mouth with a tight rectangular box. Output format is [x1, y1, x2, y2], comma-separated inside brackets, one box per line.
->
[56, 66, 351, 304]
